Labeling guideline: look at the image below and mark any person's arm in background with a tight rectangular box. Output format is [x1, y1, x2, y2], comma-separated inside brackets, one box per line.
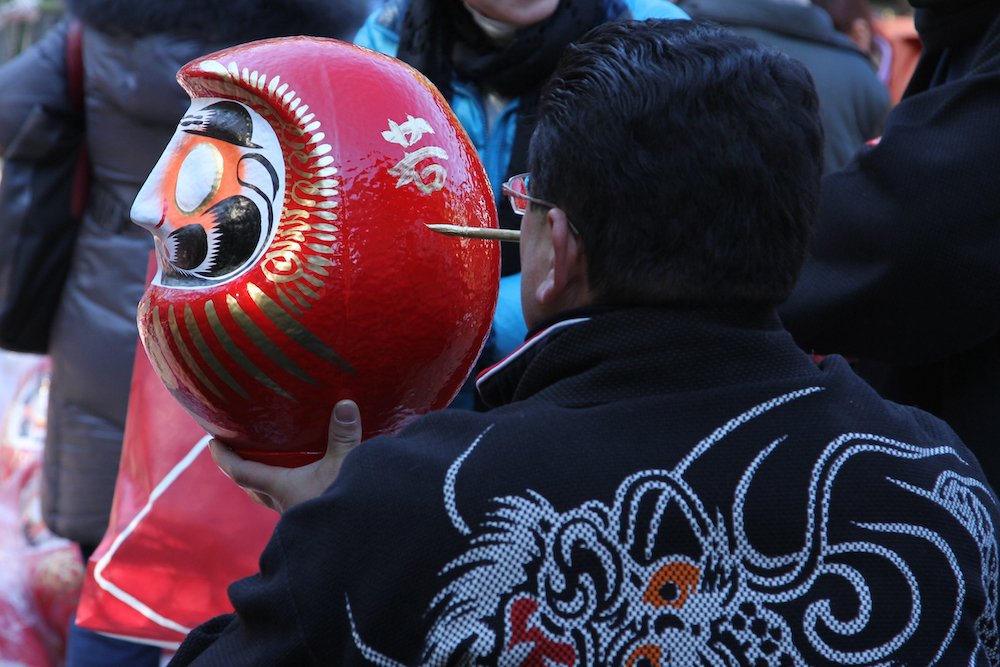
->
[0, 17, 73, 156]
[628, 0, 689, 19]
[779, 12, 1000, 366]
[352, 2, 400, 56]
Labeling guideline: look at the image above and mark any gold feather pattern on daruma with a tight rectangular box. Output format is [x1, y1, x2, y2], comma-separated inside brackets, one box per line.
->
[247, 283, 356, 375]
[188, 59, 342, 309]
[157, 58, 355, 400]
[167, 305, 227, 402]
[224, 294, 319, 386]
[204, 299, 294, 401]
[144, 304, 180, 393]
[184, 304, 251, 401]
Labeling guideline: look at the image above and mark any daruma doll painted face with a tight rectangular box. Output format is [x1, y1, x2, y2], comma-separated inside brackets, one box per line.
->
[131, 38, 500, 466]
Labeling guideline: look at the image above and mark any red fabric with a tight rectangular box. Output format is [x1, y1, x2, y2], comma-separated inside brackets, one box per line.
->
[75, 255, 278, 647]
[875, 15, 923, 105]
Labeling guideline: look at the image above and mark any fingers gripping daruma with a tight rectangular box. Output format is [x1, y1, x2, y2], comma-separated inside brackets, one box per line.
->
[131, 38, 500, 466]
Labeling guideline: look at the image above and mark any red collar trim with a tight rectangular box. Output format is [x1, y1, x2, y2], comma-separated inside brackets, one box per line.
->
[475, 317, 591, 391]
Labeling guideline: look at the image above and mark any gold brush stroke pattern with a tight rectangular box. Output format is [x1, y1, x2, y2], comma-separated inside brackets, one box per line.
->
[205, 300, 294, 401]
[286, 285, 311, 310]
[248, 283, 357, 376]
[190, 59, 339, 297]
[304, 257, 331, 277]
[274, 285, 304, 318]
[146, 305, 180, 393]
[168, 305, 226, 402]
[261, 242, 305, 286]
[172, 56, 357, 400]
[295, 282, 320, 299]
[184, 304, 251, 401]
[226, 294, 319, 385]
[300, 274, 323, 290]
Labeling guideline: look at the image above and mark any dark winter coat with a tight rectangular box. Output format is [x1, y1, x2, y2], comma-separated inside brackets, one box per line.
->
[676, 0, 890, 173]
[0, 0, 367, 547]
[779, 1, 1000, 493]
[169, 306, 999, 667]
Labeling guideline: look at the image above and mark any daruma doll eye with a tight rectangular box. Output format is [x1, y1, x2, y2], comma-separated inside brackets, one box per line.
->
[175, 142, 223, 216]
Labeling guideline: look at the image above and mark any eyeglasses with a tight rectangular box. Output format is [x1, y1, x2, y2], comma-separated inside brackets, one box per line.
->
[501, 173, 581, 237]
[501, 173, 558, 216]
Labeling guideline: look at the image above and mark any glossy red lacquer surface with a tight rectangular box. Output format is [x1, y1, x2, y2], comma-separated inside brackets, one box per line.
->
[136, 38, 500, 466]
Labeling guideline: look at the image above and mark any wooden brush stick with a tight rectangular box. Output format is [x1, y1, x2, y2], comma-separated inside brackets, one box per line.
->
[426, 224, 520, 242]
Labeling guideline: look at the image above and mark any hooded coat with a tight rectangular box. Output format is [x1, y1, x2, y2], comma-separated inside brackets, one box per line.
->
[675, 0, 890, 173]
[0, 0, 368, 548]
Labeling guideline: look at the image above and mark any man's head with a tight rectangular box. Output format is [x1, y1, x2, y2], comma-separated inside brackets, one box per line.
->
[522, 19, 823, 324]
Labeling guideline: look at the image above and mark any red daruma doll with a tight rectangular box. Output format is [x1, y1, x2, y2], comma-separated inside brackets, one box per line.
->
[130, 38, 501, 466]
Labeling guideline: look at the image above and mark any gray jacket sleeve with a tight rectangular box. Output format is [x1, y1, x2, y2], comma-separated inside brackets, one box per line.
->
[0, 18, 72, 154]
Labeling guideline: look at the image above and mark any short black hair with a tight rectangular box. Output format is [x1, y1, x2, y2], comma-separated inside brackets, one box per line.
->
[529, 19, 824, 306]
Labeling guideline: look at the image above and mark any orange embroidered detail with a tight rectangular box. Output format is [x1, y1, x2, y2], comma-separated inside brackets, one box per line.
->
[642, 561, 701, 609]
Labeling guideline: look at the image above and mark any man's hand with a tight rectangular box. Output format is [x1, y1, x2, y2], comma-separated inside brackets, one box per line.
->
[209, 399, 362, 514]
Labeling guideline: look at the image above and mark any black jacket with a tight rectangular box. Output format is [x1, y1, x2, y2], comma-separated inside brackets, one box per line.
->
[676, 0, 889, 173]
[0, 0, 366, 546]
[170, 307, 999, 666]
[779, 2, 1000, 492]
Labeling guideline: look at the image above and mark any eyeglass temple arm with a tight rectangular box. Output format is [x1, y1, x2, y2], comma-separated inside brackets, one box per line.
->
[426, 224, 520, 242]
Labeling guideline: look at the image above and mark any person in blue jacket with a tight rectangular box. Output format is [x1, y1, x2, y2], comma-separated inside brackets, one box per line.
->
[355, 0, 688, 408]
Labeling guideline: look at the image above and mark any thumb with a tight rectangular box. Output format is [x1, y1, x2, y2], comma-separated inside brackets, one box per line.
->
[327, 399, 362, 463]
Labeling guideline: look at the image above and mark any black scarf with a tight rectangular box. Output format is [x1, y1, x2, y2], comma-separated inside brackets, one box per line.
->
[396, 0, 630, 275]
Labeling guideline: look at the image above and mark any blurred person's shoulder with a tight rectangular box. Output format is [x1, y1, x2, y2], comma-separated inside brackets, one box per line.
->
[355, 0, 408, 55]
[64, 0, 368, 43]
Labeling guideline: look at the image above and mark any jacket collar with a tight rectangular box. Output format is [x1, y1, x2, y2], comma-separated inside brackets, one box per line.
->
[476, 312, 594, 408]
[477, 304, 821, 409]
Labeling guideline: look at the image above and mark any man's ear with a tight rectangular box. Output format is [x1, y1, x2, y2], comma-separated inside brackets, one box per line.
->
[535, 208, 591, 310]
